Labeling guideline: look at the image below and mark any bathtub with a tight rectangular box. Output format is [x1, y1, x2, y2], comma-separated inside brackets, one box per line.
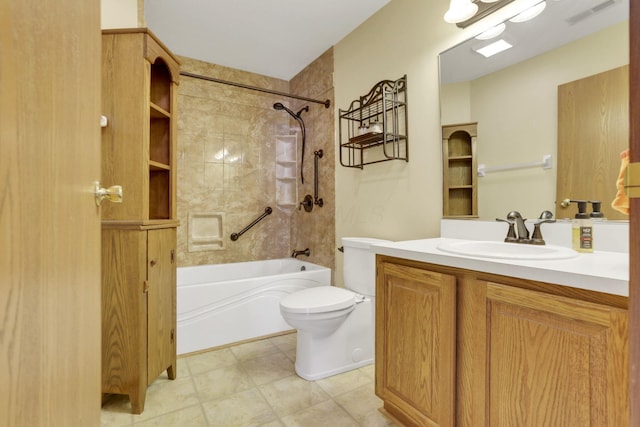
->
[177, 258, 331, 355]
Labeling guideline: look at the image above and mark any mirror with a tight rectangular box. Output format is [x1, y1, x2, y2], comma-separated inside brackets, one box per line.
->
[439, 0, 629, 221]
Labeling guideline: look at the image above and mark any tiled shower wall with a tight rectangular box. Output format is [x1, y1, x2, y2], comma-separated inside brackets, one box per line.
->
[176, 51, 335, 273]
[289, 49, 336, 278]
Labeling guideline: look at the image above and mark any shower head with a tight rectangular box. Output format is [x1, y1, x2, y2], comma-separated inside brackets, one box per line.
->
[273, 102, 299, 121]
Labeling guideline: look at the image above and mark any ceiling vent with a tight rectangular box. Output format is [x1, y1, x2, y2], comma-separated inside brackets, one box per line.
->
[566, 0, 616, 25]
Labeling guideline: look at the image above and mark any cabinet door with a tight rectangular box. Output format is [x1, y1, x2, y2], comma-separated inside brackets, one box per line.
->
[376, 259, 456, 427]
[147, 228, 177, 383]
[484, 283, 628, 426]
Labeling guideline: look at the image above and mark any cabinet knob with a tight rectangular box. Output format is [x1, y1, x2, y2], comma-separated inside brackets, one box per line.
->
[149, 259, 157, 267]
[94, 181, 123, 206]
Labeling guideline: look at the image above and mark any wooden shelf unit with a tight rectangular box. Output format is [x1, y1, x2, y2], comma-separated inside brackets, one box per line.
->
[442, 123, 477, 218]
[100, 28, 180, 414]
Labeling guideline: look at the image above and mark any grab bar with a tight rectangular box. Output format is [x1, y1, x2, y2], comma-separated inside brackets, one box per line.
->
[230, 207, 272, 241]
[314, 150, 324, 207]
[478, 154, 552, 177]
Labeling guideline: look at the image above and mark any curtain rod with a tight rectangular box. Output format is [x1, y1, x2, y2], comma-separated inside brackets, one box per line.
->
[180, 71, 331, 108]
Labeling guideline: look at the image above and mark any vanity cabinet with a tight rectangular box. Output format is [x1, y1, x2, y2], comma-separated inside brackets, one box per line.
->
[100, 28, 180, 414]
[375, 255, 628, 427]
[442, 123, 477, 218]
[375, 260, 456, 427]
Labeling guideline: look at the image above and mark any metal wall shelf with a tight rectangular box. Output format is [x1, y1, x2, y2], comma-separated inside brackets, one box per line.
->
[338, 75, 408, 169]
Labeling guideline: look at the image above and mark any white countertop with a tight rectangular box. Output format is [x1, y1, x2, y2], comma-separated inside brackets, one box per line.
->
[371, 238, 629, 297]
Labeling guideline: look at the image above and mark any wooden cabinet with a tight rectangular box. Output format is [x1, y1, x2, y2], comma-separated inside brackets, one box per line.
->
[442, 123, 477, 218]
[375, 256, 628, 427]
[480, 282, 628, 426]
[101, 228, 176, 414]
[100, 28, 180, 414]
[375, 260, 456, 427]
[101, 28, 179, 223]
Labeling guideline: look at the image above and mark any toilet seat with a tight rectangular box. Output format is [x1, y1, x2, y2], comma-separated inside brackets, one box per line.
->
[280, 286, 355, 314]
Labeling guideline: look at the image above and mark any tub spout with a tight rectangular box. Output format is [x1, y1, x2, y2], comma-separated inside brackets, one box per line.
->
[291, 248, 310, 258]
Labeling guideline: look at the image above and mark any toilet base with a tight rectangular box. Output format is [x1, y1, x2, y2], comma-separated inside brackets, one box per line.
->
[293, 298, 374, 381]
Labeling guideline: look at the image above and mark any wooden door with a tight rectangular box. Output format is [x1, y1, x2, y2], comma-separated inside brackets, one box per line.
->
[556, 65, 629, 220]
[484, 283, 628, 426]
[630, 1, 640, 425]
[0, 0, 101, 425]
[147, 228, 177, 383]
[376, 258, 456, 427]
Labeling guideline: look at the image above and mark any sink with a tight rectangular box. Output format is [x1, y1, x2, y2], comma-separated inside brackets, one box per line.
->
[436, 240, 579, 261]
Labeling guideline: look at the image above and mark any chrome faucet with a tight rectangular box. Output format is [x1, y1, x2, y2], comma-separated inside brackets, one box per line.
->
[291, 248, 310, 258]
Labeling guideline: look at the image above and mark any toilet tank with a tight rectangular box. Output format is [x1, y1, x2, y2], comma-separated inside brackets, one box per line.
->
[342, 237, 391, 296]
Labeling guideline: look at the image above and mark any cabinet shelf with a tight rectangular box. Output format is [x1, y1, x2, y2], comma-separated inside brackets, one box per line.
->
[339, 75, 408, 169]
[150, 160, 170, 171]
[443, 123, 477, 218]
[150, 102, 170, 118]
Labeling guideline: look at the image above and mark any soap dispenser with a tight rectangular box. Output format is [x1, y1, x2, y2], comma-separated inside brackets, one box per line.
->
[572, 201, 593, 253]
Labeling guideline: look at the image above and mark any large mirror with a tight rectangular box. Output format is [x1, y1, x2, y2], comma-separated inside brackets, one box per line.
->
[439, 0, 629, 221]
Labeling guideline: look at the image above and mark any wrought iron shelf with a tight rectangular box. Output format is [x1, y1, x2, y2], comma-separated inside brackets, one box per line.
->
[338, 75, 408, 169]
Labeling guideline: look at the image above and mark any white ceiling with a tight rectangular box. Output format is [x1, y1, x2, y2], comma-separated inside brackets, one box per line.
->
[144, 0, 391, 81]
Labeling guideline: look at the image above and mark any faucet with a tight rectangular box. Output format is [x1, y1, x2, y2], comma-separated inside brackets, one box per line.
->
[291, 248, 310, 258]
[497, 210, 556, 245]
[507, 211, 529, 241]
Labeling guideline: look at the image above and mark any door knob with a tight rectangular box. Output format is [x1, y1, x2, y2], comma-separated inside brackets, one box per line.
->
[95, 181, 123, 206]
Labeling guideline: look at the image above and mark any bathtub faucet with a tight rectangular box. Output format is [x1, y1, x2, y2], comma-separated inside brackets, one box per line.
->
[291, 248, 310, 258]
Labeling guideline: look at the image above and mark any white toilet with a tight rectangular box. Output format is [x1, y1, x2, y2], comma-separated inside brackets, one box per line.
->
[279, 237, 390, 381]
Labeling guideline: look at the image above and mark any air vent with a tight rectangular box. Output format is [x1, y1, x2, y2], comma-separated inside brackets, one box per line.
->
[566, 0, 616, 25]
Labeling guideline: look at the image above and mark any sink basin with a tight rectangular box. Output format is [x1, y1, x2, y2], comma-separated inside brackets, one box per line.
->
[436, 240, 579, 260]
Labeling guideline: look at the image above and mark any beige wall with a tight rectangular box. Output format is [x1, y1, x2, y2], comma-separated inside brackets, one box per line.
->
[442, 21, 628, 219]
[333, 0, 464, 284]
[101, 0, 143, 29]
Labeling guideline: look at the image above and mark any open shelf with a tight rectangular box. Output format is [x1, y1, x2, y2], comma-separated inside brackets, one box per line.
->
[339, 76, 408, 169]
[442, 123, 477, 218]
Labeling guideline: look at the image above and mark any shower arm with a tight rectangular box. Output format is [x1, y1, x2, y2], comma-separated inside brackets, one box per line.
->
[313, 150, 323, 207]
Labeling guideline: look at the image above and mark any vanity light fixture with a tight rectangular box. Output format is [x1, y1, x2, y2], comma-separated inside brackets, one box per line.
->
[474, 39, 513, 57]
[444, 0, 479, 24]
[446, 0, 515, 28]
[475, 22, 506, 40]
[509, 1, 547, 23]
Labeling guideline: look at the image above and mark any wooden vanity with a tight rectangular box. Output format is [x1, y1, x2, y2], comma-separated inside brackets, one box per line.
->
[374, 243, 628, 427]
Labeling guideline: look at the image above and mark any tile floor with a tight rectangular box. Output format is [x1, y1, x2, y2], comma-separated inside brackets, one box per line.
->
[101, 333, 398, 427]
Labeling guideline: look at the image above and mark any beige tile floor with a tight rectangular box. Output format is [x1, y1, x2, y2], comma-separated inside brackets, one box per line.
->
[101, 333, 398, 427]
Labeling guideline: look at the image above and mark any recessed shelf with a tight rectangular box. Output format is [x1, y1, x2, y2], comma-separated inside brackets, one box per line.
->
[443, 123, 477, 218]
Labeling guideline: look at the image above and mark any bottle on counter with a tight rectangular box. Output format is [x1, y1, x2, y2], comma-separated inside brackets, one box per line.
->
[572, 200, 593, 253]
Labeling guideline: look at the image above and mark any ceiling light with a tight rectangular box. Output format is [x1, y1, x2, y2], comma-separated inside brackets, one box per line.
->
[509, 1, 547, 23]
[444, 0, 479, 24]
[480, 0, 500, 3]
[475, 23, 506, 40]
[474, 39, 513, 57]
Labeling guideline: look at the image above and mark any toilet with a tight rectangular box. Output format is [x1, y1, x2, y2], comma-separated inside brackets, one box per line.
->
[279, 237, 390, 381]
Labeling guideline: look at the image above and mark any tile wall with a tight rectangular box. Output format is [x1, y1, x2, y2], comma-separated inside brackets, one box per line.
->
[176, 50, 335, 274]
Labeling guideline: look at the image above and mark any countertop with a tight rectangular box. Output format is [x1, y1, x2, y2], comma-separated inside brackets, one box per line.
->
[371, 238, 629, 297]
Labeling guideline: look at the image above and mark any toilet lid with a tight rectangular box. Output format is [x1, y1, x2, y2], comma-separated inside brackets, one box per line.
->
[280, 286, 356, 314]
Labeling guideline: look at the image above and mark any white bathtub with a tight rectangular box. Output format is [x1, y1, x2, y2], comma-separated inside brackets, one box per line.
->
[177, 258, 331, 355]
